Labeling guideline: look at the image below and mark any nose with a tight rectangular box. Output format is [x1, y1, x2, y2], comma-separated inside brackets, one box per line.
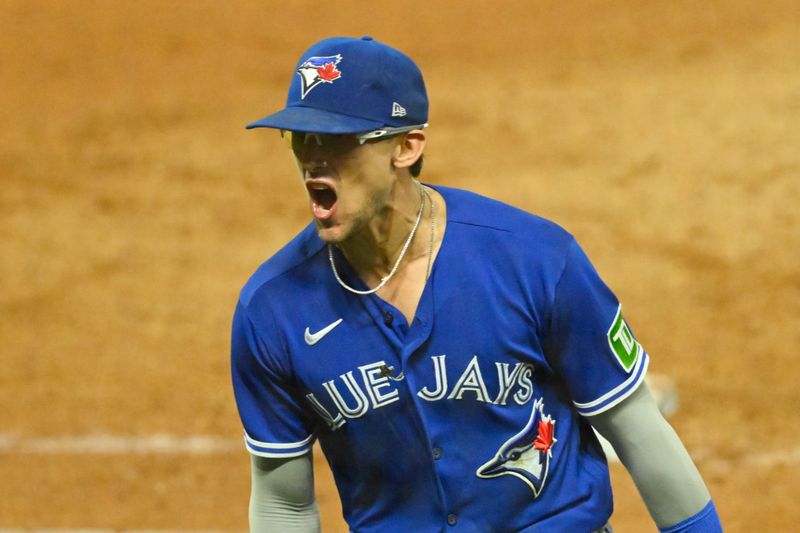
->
[295, 147, 329, 169]
[296, 153, 330, 177]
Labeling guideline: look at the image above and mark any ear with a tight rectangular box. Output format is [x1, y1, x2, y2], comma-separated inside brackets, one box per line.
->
[392, 130, 426, 170]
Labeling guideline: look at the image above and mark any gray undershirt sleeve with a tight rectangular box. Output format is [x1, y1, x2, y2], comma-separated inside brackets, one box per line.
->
[588, 382, 711, 529]
[249, 452, 320, 533]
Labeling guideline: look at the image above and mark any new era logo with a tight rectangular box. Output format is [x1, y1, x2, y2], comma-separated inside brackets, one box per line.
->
[391, 102, 407, 117]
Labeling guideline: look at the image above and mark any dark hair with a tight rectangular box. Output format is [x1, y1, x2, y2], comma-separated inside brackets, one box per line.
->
[410, 154, 424, 177]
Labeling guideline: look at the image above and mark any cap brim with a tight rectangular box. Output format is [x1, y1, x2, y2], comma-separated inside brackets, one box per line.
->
[245, 106, 384, 134]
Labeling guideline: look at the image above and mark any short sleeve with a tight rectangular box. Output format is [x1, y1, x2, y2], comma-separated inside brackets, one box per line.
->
[546, 239, 649, 417]
[231, 302, 316, 457]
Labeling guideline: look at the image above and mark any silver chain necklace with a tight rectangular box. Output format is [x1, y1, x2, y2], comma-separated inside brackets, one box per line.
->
[329, 180, 435, 295]
[422, 188, 435, 280]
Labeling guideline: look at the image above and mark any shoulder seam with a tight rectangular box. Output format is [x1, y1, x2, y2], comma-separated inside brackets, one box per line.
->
[544, 236, 578, 349]
[448, 219, 513, 233]
[552, 237, 578, 303]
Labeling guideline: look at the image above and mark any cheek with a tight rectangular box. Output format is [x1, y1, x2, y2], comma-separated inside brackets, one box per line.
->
[333, 147, 397, 208]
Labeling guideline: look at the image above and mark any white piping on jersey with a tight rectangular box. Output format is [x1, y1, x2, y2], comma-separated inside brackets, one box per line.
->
[244, 431, 314, 449]
[245, 445, 311, 459]
[574, 356, 649, 417]
[583, 357, 649, 417]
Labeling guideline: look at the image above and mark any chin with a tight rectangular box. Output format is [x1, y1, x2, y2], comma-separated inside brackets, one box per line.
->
[315, 221, 348, 244]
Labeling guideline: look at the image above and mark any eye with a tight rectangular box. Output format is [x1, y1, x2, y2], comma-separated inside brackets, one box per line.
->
[509, 451, 521, 461]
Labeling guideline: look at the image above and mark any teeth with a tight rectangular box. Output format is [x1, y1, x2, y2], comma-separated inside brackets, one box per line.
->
[311, 184, 329, 190]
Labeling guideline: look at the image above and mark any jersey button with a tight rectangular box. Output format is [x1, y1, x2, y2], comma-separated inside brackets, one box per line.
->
[447, 513, 458, 526]
[383, 311, 394, 326]
[432, 447, 442, 460]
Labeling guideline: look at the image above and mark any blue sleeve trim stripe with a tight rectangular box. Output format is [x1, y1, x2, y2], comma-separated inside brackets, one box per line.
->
[574, 349, 647, 410]
[243, 432, 315, 458]
[574, 352, 649, 417]
[659, 500, 722, 533]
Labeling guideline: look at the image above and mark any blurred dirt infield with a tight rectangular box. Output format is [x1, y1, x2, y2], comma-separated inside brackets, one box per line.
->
[1, 1, 798, 531]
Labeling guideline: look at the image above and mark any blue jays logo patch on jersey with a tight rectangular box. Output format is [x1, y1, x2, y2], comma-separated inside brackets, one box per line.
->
[476, 398, 556, 497]
[296, 54, 343, 99]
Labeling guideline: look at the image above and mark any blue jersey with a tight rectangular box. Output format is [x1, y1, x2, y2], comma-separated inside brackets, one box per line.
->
[231, 185, 649, 532]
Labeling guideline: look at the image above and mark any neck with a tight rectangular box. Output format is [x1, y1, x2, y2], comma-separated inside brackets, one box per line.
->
[337, 179, 428, 281]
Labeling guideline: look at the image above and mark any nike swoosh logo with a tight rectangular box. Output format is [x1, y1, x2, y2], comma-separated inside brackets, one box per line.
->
[304, 318, 343, 346]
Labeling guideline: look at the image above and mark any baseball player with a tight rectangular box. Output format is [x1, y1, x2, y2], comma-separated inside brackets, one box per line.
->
[232, 36, 722, 532]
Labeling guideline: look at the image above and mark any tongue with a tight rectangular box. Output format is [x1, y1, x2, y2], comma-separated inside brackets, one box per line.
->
[310, 186, 337, 220]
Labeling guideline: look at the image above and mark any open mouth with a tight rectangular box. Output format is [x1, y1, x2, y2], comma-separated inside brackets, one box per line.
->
[305, 178, 338, 220]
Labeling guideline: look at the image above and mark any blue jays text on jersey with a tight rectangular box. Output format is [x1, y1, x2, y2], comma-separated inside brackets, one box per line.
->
[231, 186, 649, 533]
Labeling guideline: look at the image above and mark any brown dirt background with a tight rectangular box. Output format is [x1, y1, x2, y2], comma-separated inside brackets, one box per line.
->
[1, 1, 798, 531]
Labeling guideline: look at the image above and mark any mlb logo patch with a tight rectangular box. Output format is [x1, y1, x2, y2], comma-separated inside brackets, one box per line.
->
[296, 54, 343, 99]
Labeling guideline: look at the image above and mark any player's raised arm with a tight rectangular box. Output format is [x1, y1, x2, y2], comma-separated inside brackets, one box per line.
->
[589, 382, 722, 532]
[249, 453, 320, 533]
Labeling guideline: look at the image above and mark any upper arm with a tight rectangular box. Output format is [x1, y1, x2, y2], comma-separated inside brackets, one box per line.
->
[250, 452, 320, 533]
[588, 379, 663, 443]
[231, 302, 316, 458]
[545, 240, 649, 416]
[251, 452, 316, 506]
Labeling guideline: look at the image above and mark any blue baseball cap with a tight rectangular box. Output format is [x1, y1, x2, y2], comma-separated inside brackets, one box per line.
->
[246, 36, 428, 134]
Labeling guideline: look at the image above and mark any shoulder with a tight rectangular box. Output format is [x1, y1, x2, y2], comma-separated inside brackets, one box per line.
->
[238, 223, 326, 309]
[434, 185, 575, 252]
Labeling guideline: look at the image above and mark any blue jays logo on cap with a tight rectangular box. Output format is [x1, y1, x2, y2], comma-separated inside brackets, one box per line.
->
[297, 54, 343, 99]
[476, 398, 557, 497]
